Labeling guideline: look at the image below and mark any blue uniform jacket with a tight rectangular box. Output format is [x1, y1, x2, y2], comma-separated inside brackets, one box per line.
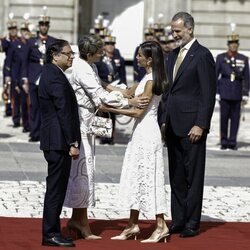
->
[216, 52, 249, 101]
[23, 35, 56, 83]
[5, 38, 29, 88]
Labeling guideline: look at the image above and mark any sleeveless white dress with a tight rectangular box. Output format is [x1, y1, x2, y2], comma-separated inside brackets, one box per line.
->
[118, 72, 167, 216]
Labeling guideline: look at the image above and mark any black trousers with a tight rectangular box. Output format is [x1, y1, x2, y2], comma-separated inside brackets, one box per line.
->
[166, 125, 207, 230]
[220, 99, 241, 147]
[42, 150, 71, 238]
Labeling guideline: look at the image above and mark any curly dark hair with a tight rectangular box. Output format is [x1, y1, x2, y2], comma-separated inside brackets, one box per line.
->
[45, 39, 69, 63]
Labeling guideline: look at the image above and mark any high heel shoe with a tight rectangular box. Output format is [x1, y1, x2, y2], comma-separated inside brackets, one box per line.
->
[67, 220, 102, 240]
[111, 224, 140, 240]
[141, 228, 170, 243]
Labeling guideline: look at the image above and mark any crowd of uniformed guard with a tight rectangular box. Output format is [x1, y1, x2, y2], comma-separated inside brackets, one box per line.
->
[0, 10, 249, 149]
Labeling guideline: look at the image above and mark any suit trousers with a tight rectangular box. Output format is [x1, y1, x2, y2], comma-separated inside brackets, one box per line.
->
[166, 125, 207, 230]
[42, 150, 72, 238]
[220, 99, 241, 147]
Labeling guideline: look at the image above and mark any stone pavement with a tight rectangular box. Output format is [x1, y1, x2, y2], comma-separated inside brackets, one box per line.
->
[0, 181, 249, 222]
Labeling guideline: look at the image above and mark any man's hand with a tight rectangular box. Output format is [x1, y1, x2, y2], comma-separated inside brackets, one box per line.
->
[15, 86, 21, 94]
[69, 146, 80, 160]
[242, 95, 249, 105]
[129, 95, 150, 109]
[22, 82, 29, 94]
[188, 126, 204, 143]
[5, 76, 11, 85]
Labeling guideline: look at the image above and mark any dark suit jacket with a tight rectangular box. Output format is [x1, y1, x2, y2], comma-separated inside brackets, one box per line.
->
[38, 63, 81, 151]
[163, 40, 216, 137]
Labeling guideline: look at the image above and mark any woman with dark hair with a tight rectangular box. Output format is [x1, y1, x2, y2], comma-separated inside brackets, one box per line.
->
[101, 41, 169, 243]
[63, 35, 149, 240]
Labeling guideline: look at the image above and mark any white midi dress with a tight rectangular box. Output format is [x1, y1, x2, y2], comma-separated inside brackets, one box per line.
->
[117, 72, 167, 216]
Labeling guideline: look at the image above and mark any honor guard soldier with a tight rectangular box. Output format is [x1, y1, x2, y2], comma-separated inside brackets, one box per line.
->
[4, 13, 32, 131]
[153, 13, 165, 40]
[159, 34, 176, 58]
[23, 6, 56, 142]
[95, 35, 127, 145]
[133, 27, 154, 82]
[1, 13, 18, 117]
[216, 31, 249, 150]
[96, 35, 126, 85]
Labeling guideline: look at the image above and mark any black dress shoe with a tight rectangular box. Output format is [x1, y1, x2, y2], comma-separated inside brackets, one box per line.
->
[228, 145, 237, 150]
[42, 236, 75, 247]
[169, 224, 185, 234]
[220, 145, 227, 150]
[29, 137, 40, 142]
[179, 228, 199, 238]
[13, 123, 20, 128]
[22, 128, 30, 133]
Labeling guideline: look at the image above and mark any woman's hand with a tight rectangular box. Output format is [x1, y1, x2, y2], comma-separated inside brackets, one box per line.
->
[128, 95, 150, 108]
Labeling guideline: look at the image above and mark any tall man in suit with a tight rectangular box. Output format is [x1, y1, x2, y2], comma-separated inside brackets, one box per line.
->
[161, 12, 216, 238]
[39, 39, 81, 247]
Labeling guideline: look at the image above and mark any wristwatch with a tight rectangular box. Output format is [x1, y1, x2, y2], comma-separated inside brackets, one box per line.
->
[70, 141, 79, 148]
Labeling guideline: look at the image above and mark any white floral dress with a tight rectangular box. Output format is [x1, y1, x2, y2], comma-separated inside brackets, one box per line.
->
[118, 72, 167, 216]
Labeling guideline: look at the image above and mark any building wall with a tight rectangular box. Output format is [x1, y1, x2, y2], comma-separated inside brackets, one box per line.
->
[0, 0, 78, 43]
[191, 0, 250, 51]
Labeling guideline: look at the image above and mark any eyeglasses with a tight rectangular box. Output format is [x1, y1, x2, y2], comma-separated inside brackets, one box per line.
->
[61, 51, 75, 58]
[105, 42, 115, 45]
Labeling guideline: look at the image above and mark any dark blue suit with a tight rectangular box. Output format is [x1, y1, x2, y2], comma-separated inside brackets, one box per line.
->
[216, 52, 249, 148]
[39, 63, 81, 238]
[162, 40, 216, 230]
[23, 35, 56, 140]
[5, 38, 30, 129]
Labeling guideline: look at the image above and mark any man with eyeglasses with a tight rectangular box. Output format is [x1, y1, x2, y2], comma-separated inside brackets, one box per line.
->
[216, 33, 249, 150]
[39, 39, 81, 247]
[22, 10, 56, 142]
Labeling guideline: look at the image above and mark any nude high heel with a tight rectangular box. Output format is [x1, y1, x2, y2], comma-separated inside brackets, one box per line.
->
[111, 224, 140, 240]
[141, 228, 170, 243]
[67, 220, 102, 240]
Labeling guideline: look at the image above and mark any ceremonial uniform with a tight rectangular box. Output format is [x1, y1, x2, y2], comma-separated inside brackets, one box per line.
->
[95, 35, 127, 144]
[216, 34, 249, 149]
[1, 17, 18, 117]
[5, 38, 30, 130]
[22, 12, 56, 142]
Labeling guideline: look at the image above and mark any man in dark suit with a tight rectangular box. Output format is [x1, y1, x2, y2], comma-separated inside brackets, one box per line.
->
[38, 39, 81, 247]
[161, 12, 216, 238]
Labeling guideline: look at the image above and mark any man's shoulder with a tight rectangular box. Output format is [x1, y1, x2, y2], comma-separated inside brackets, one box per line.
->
[236, 52, 248, 60]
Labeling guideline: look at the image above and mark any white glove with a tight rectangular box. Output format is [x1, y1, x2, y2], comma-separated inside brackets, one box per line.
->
[242, 96, 249, 102]
[216, 94, 220, 102]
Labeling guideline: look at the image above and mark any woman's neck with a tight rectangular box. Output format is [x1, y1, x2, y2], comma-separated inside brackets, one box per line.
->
[145, 67, 152, 74]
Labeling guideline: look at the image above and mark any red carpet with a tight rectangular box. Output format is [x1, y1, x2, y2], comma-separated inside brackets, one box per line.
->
[0, 217, 249, 250]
